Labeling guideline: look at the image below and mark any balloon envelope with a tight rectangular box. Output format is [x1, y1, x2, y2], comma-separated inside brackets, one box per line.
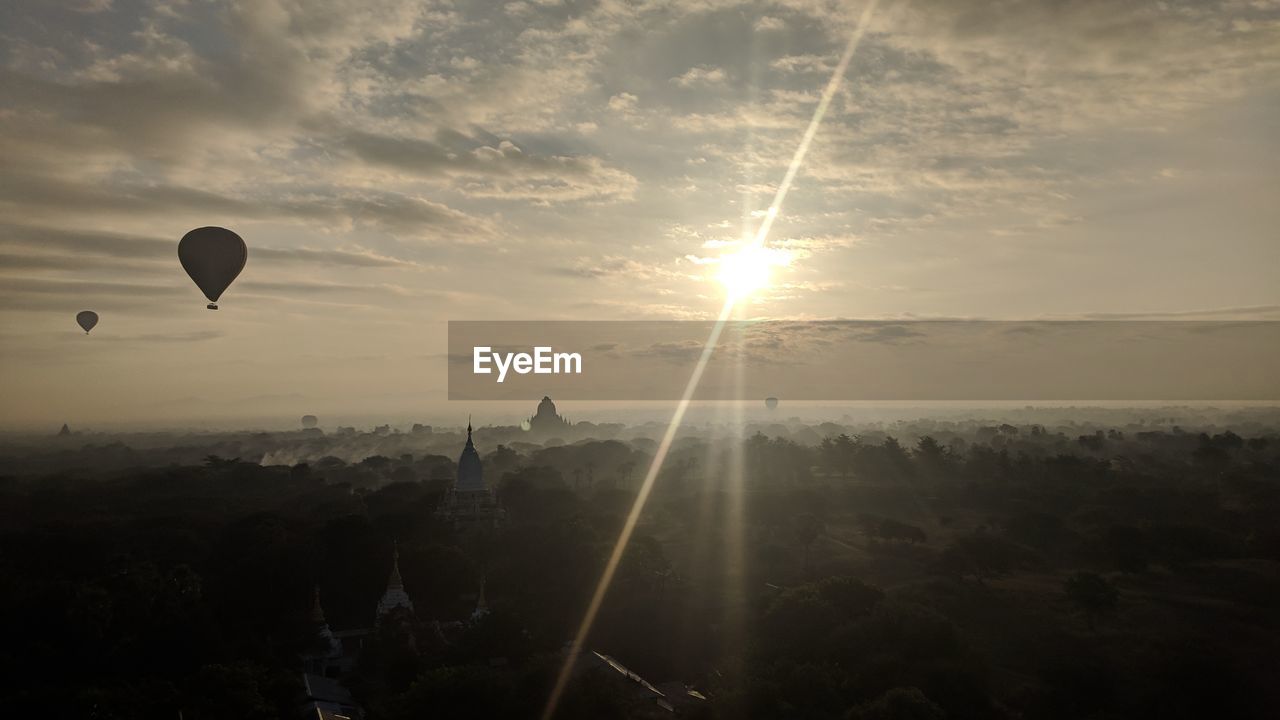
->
[765, 397, 779, 410]
[179, 227, 247, 309]
[301, 415, 318, 429]
[76, 310, 98, 334]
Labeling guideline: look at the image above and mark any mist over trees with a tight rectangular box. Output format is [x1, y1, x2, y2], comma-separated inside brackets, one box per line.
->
[2, 407, 1279, 718]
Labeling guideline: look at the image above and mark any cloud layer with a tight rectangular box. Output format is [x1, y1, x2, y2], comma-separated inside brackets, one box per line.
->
[1, 0, 1277, 425]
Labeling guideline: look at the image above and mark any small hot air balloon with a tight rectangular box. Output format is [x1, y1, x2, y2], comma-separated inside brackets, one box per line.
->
[301, 414, 318, 429]
[179, 226, 247, 310]
[76, 310, 98, 334]
[765, 396, 779, 410]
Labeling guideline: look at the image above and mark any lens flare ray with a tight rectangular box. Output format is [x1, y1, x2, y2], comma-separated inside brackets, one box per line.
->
[541, 3, 883, 716]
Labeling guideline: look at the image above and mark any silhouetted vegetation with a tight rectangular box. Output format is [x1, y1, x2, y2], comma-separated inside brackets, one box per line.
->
[2, 408, 1278, 718]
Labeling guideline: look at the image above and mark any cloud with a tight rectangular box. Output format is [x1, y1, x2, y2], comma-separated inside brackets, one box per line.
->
[547, 256, 680, 281]
[252, 246, 416, 268]
[0, 277, 184, 297]
[1, 0, 1278, 424]
[0, 225, 171, 259]
[338, 131, 636, 202]
[607, 92, 638, 112]
[0, 224, 418, 269]
[848, 324, 926, 344]
[770, 54, 832, 74]
[1073, 305, 1280, 321]
[0, 174, 490, 239]
[633, 339, 706, 363]
[0, 252, 164, 273]
[671, 66, 727, 88]
[236, 279, 435, 298]
[0, 276, 188, 314]
[754, 16, 787, 32]
[100, 330, 226, 344]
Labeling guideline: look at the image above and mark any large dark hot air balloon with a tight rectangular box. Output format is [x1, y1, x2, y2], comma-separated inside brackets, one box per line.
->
[765, 396, 779, 410]
[301, 415, 318, 429]
[76, 310, 98, 335]
[179, 227, 247, 310]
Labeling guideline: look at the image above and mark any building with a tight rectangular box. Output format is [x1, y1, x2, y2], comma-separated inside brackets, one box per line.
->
[302, 587, 366, 680]
[376, 546, 413, 620]
[302, 587, 345, 677]
[299, 543, 523, 716]
[301, 420, 513, 706]
[436, 419, 505, 529]
[304, 545, 418, 680]
[528, 396, 572, 435]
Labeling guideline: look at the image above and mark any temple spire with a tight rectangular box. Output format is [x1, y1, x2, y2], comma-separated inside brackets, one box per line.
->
[388, 544, 403, 588]
[377, 543, 414, 619]
[308, 584, 340, 658]
[309, 585, 327, 625]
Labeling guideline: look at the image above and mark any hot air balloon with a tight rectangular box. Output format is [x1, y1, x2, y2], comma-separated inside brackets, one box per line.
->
[179, 227, 247, 310]
[765, 396, 779, 410]
[76, 310, 98, 334]
[301, 415, 318, 429]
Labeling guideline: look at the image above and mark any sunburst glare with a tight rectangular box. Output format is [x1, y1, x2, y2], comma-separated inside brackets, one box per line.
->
[716, 245, 789, 300]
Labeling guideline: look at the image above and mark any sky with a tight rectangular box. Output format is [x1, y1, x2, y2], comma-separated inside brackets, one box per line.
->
[0, 0, 1278, 429]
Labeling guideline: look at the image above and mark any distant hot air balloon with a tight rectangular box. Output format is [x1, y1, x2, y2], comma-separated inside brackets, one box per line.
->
[301, 415, 318, 429]
[179, 227, 247, 310]
[76, 310, 98, 334]
[765, 396, 779, 410]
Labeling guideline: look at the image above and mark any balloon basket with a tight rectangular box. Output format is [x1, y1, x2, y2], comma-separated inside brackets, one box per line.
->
[206, 303, 219, 310]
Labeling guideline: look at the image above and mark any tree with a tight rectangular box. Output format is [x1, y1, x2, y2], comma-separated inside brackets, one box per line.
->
[914, 436, 954, 479]
[1063, 571, 1118, 630]
[1103, 525, 1149, 574]
[938, 531, 1019, 583]
[877, 517, 928, 544]
[616, 459, 637, 488]
[820, 434, 858, 478]
[180, 662, 296, 720]
[847, 687, 946, 720]
[1077, 432, 1105, 452]
[796, 512, 825, 564]
[486, 444, 521, 476]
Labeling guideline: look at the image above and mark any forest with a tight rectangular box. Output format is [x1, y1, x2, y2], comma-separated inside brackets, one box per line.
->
[1, 408, 1278, 718]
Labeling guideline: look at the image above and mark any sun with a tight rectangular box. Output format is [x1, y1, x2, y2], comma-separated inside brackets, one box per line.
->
[716, 245, 781, 300]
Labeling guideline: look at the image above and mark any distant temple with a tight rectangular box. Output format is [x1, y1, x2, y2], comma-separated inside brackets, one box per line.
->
[298, 425, 537, 715]
[528, 396, 572, 435]
[376, 546, 414, 619]
[303, 547, 416, 681]
[303, 587, 364, 679]
[436, 419, 505, 529]
[302, 540, 493, 718]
